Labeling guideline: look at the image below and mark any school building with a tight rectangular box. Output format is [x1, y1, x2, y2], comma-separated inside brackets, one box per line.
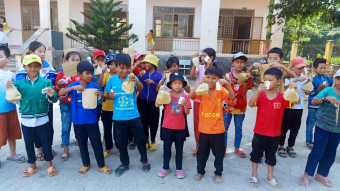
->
[1, 0, 284, 70]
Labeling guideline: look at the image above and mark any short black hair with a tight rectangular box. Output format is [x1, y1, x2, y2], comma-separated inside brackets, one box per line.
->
[0, 16, 6, 22]
[268, 47, 283, 59]
[115, 53, 131, 67]
[264, 68, 282, 80]
[77, 61, 94, 73]
[0, 24, 3, 28]
[313, 58, 327, 68]
[27, 41, 46, 55]
[65, 51, 81, 61]
[0, 46, 11, 58]
[166, 56, 179, 69]
[150, 30, 153, 33]
[204, 66, 223, 78]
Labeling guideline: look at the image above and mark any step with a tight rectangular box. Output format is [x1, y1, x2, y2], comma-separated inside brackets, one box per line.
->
[8, 58, 17, 74]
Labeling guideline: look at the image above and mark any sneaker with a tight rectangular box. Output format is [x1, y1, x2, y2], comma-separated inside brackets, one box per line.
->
[176, 170, 185, 179]
[158, 169, 170, 178]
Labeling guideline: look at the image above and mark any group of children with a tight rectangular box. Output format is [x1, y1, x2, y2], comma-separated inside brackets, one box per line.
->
[0, 41, 339, 188]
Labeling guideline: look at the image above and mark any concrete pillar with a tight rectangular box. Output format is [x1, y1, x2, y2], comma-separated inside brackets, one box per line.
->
[128, 0, 146, 52]
[39, 0, 53, 64]
[4, 0, 23, 49]
[199, 0, 220, 51]
[57, 0, 71, 49]
[324, 40, 334, 64]
[270, 0, 284, 48]
[290, 41, 299, 64]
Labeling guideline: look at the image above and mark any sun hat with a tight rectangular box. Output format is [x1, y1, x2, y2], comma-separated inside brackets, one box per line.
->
[167, 72, 187, 89]
[142, 54, 159, 67]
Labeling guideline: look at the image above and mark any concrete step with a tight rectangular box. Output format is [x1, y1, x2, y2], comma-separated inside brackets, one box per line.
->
[8, 57, 17, 74]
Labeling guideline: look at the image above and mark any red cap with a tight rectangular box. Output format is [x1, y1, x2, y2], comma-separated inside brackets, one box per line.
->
[93, 50, 106, 59]
[291, 56, 307, 68]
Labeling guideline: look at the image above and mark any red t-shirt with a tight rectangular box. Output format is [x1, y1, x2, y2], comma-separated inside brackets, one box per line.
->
[54, 71, 80, 103]
[253, 91, 292, 137]
[133, 65, 147, 77]
[162, 93, 192, 130]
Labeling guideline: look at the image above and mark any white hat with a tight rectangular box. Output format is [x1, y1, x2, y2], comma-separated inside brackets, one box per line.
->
[334, 69, 340, 78]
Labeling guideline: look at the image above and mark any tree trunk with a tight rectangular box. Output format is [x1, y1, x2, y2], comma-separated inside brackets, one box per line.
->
[297, 19, 303, 42]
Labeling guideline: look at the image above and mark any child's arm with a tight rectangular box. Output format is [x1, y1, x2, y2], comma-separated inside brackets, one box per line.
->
[130, 61, 139, 73]
[182, 98, 190, 115]
[156, 71, 169, 91]
[288, 82, 301, 105]
[96, 89, 106, 102]
[98, 63, 107, 88]
[59, 85, 84, 96]
[218, 79, 235, 99]
[155, 101, 161, 107]
[312, 97, 338, 105]
[184, 84, 191, 93]
[130, 75, 143, 91]
[249, 84, 266, 107]
[246, 62, 262, 76]
[189, 53, 199, 79]
[242, 72, 252, 94]
[270, 62, 296, 78]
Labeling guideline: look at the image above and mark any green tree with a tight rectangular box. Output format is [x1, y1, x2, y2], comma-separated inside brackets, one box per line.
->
[66, 0, 138, 54]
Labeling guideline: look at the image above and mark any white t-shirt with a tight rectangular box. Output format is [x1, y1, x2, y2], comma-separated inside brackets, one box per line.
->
[0, 30, 8, 44]
[284, 74, 308, 109]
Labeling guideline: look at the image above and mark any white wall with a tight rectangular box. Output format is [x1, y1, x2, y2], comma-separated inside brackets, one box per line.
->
[220, 0, 270, 40]
[4, 0, 22, 47]
[145, 0, 202, 38]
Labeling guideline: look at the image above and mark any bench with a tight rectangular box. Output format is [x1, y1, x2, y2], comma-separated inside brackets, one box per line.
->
[179, 60, 191, 76]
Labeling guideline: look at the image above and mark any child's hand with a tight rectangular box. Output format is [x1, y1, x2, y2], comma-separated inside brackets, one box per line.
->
[159, 85, 167, 90]
[270, 62, 283, 69]
[57, 80, 66, 89]
[129, 75, 137, 83]
[193, 53, 199, 58]
[73, 85, 84, 92]
[326, 97, 339, 106]
[107, 91, 116, 99]
[100, 62, 107, 72]
[218, 79, 229, 86]
[47, 87, 55, 98]
[145, 79, 155, 85]
[308, 76, 313, 81]
[295, 76, 307, 82]
[139, 70, 146, 77]
[257, 84, 267, 93]
[95, 89, 103, 96]
[163, 70, 170, 79]
[6, 81, 13, 88]
[199, 76, 206, 84]
[181, 98, 187, 106]
[252, 62, 262, 69]
[289, 81, 297, 89]
[246, 72, 252, 79]
[319, 82, 327, 90]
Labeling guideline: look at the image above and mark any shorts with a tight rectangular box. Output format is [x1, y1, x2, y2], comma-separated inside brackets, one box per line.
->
[0, 110, 22, 146]
[250, 133, 279, 166]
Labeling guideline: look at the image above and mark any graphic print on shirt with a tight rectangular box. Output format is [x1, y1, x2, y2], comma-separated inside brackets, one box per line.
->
[274, 103, 281, 109]
[118, 95, 134, 108]
[170, 101, 181, 114]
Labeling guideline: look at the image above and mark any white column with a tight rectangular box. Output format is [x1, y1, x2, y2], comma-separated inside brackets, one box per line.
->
[4, 0, 23, 48]
[128, 0, 146, 52]
[39, 0, 53, 63]
[57, 0, 71, 49]
[199, 0, 220, 51]
[270, 0, 284, 48]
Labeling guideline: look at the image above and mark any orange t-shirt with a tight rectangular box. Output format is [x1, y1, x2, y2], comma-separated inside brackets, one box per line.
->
[192, 88, 231, 134]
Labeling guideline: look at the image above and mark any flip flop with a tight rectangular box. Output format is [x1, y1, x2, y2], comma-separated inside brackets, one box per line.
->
[23, 167, 39, 177]
[149, 143, 157, 152]
[146, 143, 149, 150]
[36, 153, 44, 161]
[315, 176, 333, 187]
[61, 153, 69, 161]
[249, 177, 259, 187]
[47, 166, 58, 177]
[264, 178, 280, 189]
[104, 151, 111, 158]
[78, 165, 92, 176]
[142, 163, 151, 173]
[7, 154, 27, 163]
[235, 150, 246, 158]
[115, 165, 129, 177]
[98, 166, 112, 175]
[299, 177, 309, 187]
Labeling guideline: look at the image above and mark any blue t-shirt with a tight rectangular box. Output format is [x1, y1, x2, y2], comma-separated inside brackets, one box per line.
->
[308, 75, 333, 108]
[0, 69, 17, 113]
[105, 75, 140, 121]
[66, 81, 103, 125]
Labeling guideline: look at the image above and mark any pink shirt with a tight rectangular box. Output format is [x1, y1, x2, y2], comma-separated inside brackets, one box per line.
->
[162, 93, 192, 130]
[194, 65, 206, 103]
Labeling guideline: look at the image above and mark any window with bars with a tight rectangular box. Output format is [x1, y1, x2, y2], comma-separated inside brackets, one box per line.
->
[153, 7, 195, 38]
[0, 0, 4, 17]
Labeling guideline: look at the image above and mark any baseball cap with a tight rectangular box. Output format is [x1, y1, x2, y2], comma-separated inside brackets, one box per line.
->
[333, 69, 340, 78]
[105, 53, 116, 64]
[23, 54, 42, 66]
[167, 72, 187, 89]
[291, 56, 307, 68]
[134, 52, 145, 62]
[232, 52, 248, 62]
[93, 50, 106, 59]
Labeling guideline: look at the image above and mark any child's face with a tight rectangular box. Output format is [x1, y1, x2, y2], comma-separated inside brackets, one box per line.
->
[31, 46, 46, 60]
[232, 59, 246, 72]
[94, 56, 105, 64]
[0, 18, 4, 23]
[263, 74, 281, 90]
[267, 53, 283, 64]
[145, 62, 154, 71]
[23, 62, 42, 78]
[314, 63, 327, 75]
[117, 64, 131, 78]
[0, 50, 10, 69]
[168, 63, 179, 73]
[292, 66, 304, 76]
[108, 61, 117, 73]
[65, 55, 81, 63]
[137, 56, 144, 67]
[205, 74, 220, 89]
[78, 71, 93, 83]
[201, 52, 211, 65]
[334, 76, 340, 89]
[170, 79, 183, 92]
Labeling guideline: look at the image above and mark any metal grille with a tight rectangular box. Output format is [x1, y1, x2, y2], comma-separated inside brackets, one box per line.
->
[224, 17, 234, 39]
[0, 7, 4, 17]
[51, 30, 63, 50]
[252, 17, 263, 39]
[154, 7, 173, 13]
[22, 8, 31, 31]
[0, 0, 4, 7]
[50, 1, 58, 8]
[178, 15, 188, 37]
[188, 15, 194, 37]
[163, 15, 172, 37]
[154, 14, 162, 37]
[174, 8, 194, 14]
[220, 9, 233, 15]
[32, 8, 40, 29]
[235, 10, 254, 16]
[21, 1, 39, 6]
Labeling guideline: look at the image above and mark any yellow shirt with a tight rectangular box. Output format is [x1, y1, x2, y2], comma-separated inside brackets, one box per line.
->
[102, 73, 116, 111]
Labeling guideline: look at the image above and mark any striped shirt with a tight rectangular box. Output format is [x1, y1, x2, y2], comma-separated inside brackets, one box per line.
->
[315, 87, 340, 133]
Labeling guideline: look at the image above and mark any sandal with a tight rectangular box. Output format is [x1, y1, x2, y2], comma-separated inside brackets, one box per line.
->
[193, 150, 198, 157]
[78, 165, 92, 176]
[235, 150, 246, 158]
[146, 143, 150, 150]
[142, 163, 151, 173]
[128, 142, 136, 150]
[277, 147, 287, 158]
[104, 151, 111, 158]
[7, 154, 27, 163]
[306, 142, 313, 150]
[23, 167, 39, 177]
[149, 143, 157, 152]
[286, 147, 297, 158]
[36, 153, 44, 161]
[264, 177, 280, 189]
[61, 153, 69, 161]
[115, 165, 129, 177]
[249, 177, 259, 187]
[98, 166, 112, 175]
[47, 166, 58, 177]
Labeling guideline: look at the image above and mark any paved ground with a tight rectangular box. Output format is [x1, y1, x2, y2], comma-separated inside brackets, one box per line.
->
[0, 80, 339, 191]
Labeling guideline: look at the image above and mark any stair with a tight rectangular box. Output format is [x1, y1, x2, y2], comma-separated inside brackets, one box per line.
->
[8, 55, 17, 74]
